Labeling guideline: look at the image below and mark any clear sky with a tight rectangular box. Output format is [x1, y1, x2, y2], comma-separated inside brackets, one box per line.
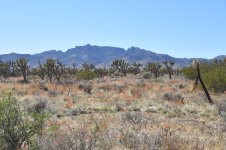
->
[0, 0, 226, 58]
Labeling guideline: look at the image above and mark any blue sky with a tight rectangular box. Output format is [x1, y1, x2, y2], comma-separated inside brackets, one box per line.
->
[0, 0, 226, 58]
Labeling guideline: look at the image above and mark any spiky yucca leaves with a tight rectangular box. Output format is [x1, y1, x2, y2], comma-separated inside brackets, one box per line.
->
[68, 63, 77, 76]
[8, 60, 18, 77]
[43, 59, 66, 82]
[0, 61, 11, 79]
[145, 62, 161, 78]
[44, 59, 56, 82]
[53, 60, 66, 82]
[32, 61, 46, 80]
[111, 59, 129, 76]
[82, 63, 95, 70]
[129, 62, 142, 75]
[163, 61, 174, 79]
[16, 58, 29, 82]
[94, 67, 108, 78]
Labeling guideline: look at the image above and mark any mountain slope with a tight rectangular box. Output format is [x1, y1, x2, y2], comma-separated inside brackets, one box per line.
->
[0, 44, 224, 67]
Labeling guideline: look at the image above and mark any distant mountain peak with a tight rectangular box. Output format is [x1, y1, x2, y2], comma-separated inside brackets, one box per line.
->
[0, 44, 224, 68]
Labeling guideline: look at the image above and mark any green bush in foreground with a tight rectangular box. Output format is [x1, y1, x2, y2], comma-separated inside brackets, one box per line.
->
[0, 94, 48, 150]
[182, 62, 226, 93]
[202, 66, 226, 93]
[182, 66, 197, 80]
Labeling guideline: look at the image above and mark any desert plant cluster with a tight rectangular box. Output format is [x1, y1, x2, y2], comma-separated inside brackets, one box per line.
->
[0, 58, 225, 150]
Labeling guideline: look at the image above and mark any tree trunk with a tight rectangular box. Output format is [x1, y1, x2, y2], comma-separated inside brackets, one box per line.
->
[23, 73, 27, 83]
[195, 67, 214, 104]
[169, 73, 172, 79]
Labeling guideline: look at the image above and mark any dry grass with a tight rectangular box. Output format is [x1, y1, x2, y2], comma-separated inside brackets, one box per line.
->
[0, 75, 225, 149]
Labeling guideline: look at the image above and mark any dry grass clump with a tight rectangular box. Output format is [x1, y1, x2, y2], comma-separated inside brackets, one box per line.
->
[98, 84, 112, 91]
[48, 89, 61, 97]
[78, 82, 92, 94]
[122, 112, 148, 130]
[36, 127, 98, 150]
[162, 92, 184, 103]
[215, 100, 226, 115]
[130, 88, 143, 99]
[112, 83, 127, 93]
[115, 100, 128, 111]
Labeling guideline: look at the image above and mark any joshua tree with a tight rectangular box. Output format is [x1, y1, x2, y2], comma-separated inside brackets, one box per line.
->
[94, 67, 108, 78]
[82, 63, 95, 70]
[33, 61, 46, 80]
[53, 60, 66, 82]
[44, 59, 56, 82]
[145, 62, 161, 78]
[66, 66, 77, 78]
[8, 60, 17, 77]
[111, 59, 129, 76]
[163, 61, 174, 79]
[192, 60, 214, 104]
[0, 61, 11, 79]
[129, 62, 142, 75]
[16, 58, 29, 82]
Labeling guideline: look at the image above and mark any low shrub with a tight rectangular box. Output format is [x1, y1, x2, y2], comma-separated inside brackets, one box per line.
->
[112, 84, 126, 93]
[99, 84, 112, 91]
[202, 67, 226, 93]
[182, 62, 226, 93]
[0, 94, 48, 150]
[76, 70, 96, 80]
[182, 66, 197, 80]
[48, 89, 61, 97]
[162, 92, 184, 102]
[78, 83, 92, 94]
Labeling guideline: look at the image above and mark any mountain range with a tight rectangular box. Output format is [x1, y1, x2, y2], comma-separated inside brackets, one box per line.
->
[0, 44, 225, 68]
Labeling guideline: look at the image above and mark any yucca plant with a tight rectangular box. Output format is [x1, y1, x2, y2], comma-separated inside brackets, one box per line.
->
[111, 59, 129, 76]
[16, 58, 29, 82]
[163, 61, 174, 79]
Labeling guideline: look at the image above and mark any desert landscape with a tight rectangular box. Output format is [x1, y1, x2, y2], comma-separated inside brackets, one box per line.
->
[1, 1, 226, 149]
[0, 58, 225, 150]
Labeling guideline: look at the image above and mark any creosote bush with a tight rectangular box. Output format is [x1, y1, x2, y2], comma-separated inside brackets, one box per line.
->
[76, 70, 96, 80]
[0, 94, 48, 150]
[183, 62, 226, 93]
[202, 67, 226, 93]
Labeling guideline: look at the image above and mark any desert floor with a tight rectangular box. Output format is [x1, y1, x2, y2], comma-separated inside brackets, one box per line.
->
[1, 75, 226, 150]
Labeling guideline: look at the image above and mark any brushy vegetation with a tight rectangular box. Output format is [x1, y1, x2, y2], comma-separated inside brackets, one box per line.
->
[182, 60, 226, 93]
[76, 70, 96, 80]
[0, 94, 48, 150]
[0, 58, 225, 149]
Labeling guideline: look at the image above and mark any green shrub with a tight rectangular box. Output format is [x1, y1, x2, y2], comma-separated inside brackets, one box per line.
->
[0, 94, 48, 150]
[202, 66, 226, 93]
[183, 63, 226, 93]
[162, 92, 184, 102]
[76, 70, 96, 80]
[182, 66, 197, 80]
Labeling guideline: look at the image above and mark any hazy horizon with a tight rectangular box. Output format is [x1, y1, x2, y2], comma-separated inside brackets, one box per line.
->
[0, 43, 224, 60]
[0, 0, 226, 59]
